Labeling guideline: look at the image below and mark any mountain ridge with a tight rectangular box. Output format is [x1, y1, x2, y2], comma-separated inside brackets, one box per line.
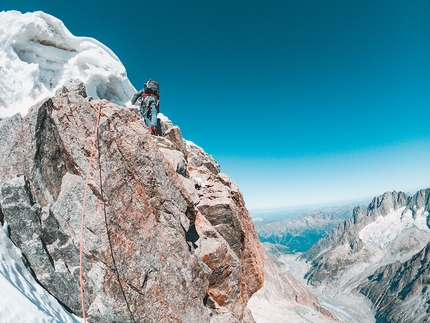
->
[358, 242, 430, 323]
[300, 188, 430, 322]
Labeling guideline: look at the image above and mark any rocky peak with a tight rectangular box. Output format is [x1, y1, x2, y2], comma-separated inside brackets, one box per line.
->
[302, 189, 429, 288]
[0, 81, 264, 322]
[408, 188, 430, 221]
[367, 191, 408, 215]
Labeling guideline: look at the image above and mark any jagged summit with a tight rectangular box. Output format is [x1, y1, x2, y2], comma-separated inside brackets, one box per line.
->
[303, 189, 430, 286]
[0, 10, 135, 118]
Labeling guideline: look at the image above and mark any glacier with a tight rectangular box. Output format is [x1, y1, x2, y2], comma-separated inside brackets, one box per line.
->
[0, 10, 136, 118]
[359, 206, 430, 249]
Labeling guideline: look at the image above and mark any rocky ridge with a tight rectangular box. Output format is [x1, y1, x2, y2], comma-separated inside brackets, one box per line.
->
[0, 80, 264, 323]
[358, 242, 430, 323]
[302, 190, 429, 287]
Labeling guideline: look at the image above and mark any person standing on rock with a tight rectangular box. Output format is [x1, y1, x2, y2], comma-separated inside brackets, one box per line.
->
[131, 79, 160, 136]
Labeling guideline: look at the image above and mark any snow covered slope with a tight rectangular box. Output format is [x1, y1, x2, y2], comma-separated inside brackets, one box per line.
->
[303, 190, 430, 288]
[0, 223, 80, 323]
[0, 10, 136, 118]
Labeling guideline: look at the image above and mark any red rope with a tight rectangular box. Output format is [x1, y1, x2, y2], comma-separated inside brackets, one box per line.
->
[79, 101, 102, 322]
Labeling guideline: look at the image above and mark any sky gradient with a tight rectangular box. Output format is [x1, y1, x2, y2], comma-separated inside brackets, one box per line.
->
[2, 0, 430, 210]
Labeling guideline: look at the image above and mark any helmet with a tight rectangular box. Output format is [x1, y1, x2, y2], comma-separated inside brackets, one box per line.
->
[144, 79, 159, 96]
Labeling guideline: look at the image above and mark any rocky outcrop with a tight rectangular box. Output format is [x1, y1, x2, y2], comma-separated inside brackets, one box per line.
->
[0, 81, 264, 322]
[358, 242, 430, 323]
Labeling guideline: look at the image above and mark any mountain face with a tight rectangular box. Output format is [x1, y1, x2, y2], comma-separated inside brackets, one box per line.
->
[0, 220, 80, 322]
[302, 190, 429, 286]
[254, 204, 356, 252]
[358, 242, 430, 323]
[0, 10, 265, 322]
[0, 80, 264, 322]
[301, 189, 430, 321]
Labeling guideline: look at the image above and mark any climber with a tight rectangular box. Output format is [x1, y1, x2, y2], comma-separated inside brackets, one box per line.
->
[131, 78, 160, 136]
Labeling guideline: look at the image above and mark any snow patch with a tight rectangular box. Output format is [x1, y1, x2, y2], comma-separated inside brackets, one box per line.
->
[0, 10, 136, 118]
[157, 113, 170, 122]
[252, 217, 264, 222]
[185, 139, 200, 149]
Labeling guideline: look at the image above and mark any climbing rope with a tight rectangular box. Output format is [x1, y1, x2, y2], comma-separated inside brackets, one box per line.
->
[96, 119, 137, 323]
[79, 100, 136, 323]
[79, 101, 102, 323]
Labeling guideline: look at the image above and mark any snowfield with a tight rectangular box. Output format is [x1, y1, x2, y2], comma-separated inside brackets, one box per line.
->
[278, 254, 376, 323]
[0, 10, 136, 118]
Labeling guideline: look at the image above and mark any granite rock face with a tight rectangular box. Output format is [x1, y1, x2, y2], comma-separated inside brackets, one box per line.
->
[0, 82, 264, 322]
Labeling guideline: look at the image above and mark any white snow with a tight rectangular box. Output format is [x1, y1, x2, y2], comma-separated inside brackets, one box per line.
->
[0, 223, 81, 323]
[0, 10, 136, 118]
[185, 139, 201, 149]
[157, 113, 170, 122]
[249, 297, 335, 323]
[359, 207, 430, 249]
[252, 217, 264, 222]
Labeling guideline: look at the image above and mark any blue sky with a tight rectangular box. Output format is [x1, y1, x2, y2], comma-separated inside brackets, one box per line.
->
[2, 0, 430, 210]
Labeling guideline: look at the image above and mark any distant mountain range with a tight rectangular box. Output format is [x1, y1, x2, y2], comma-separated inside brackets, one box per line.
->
[253, 188, 430, 322]
[253, 203, 365, 252]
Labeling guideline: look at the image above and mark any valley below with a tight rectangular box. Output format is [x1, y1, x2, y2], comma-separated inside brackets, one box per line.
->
[280, 253, 376, 323]
[250, 189, 430, 323]
[248, 247, 376, 323]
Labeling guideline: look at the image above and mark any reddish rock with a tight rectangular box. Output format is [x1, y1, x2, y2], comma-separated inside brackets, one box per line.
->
[0, 82, 264, 322]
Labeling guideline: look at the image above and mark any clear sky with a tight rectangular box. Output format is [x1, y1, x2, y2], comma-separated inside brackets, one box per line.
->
[2, 0, 430, 210]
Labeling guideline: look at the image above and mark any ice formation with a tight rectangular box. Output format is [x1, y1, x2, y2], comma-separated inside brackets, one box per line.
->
[0, 10, 136, 118]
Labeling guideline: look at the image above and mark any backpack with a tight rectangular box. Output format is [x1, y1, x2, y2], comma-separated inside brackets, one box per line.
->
[144, 79, 159, 96]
